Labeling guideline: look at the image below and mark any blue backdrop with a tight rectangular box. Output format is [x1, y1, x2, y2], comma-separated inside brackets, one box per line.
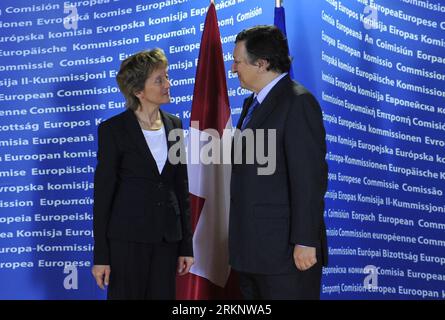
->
[0, 0, 444, 299]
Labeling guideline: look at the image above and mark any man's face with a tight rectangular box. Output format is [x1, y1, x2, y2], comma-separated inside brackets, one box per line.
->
[232, 41, 258, 92]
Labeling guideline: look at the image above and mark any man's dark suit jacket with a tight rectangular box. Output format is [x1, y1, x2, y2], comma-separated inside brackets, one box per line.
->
[229, 75, 328, 275]
[93, 109, 193, 265]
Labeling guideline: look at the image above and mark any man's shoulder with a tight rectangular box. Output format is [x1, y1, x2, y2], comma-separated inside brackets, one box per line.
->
[286, 82, 321, 108]
[283, 82, 322, 118]
[274, 76, 312, 100]
[291, 81, 311, 97]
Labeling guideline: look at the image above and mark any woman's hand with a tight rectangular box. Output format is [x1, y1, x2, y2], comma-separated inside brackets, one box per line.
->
[92, 265, 111, 289]
[177, 256, 194, 276]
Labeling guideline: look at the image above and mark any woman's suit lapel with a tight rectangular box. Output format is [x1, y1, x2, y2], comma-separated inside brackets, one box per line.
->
[123, 109, 160, 177]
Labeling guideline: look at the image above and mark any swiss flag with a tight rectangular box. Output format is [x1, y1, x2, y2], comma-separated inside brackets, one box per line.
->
[176, 2, 241, 299]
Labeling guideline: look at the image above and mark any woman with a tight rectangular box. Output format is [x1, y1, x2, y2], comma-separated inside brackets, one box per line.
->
[91, 48, 194, 299]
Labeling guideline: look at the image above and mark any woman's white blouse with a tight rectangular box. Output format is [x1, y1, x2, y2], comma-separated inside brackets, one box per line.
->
[142, 125, 167, 174]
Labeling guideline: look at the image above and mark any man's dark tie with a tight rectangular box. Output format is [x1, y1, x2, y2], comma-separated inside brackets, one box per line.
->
[241, 97, 260, 130]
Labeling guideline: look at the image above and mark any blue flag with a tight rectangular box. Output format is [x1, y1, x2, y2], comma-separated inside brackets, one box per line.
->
[274, 6, 295, 79]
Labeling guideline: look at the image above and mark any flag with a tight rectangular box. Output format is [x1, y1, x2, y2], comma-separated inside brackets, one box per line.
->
[176, 2, 241, 299]
[274, 4, 295, 79]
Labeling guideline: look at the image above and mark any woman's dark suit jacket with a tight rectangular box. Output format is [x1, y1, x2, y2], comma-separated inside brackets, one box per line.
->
[93, 109, 193, 265]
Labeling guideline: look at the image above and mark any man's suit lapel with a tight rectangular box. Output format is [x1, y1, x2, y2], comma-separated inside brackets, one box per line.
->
[236, 95, 254, 130]
[233, 96, 253, 164]
[123, 109, 160, 176]
[233, 75, 292, 162]
[244, 75, 292, 131]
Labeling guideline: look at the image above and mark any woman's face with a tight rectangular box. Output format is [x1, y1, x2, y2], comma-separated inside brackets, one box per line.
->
[135, 66, 171, 107]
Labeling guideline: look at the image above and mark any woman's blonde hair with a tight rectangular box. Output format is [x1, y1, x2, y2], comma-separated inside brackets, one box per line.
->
[116, 48, 168, 111]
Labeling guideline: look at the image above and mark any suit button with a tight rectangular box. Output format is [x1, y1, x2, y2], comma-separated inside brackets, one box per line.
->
[157, 202, 163, 207]
[158, 182, 163, 189]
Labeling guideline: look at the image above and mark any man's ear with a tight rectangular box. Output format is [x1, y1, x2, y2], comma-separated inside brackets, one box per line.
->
[256, 58, 270, 72]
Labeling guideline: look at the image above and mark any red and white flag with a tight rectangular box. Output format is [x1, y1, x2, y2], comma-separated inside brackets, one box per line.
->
[176, 2, 240, 299]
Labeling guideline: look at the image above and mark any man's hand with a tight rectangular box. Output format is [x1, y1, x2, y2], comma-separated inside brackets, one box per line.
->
[92, 265, 111, 290]
[293, 245, 317, 271]
[177, 256, 194, 276]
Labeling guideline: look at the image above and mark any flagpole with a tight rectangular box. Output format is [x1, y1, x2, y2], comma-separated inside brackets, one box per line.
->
[275, 0, 281, 8]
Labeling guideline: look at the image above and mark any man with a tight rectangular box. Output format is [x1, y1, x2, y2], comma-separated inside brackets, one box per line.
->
[229, 25, 328, 300]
